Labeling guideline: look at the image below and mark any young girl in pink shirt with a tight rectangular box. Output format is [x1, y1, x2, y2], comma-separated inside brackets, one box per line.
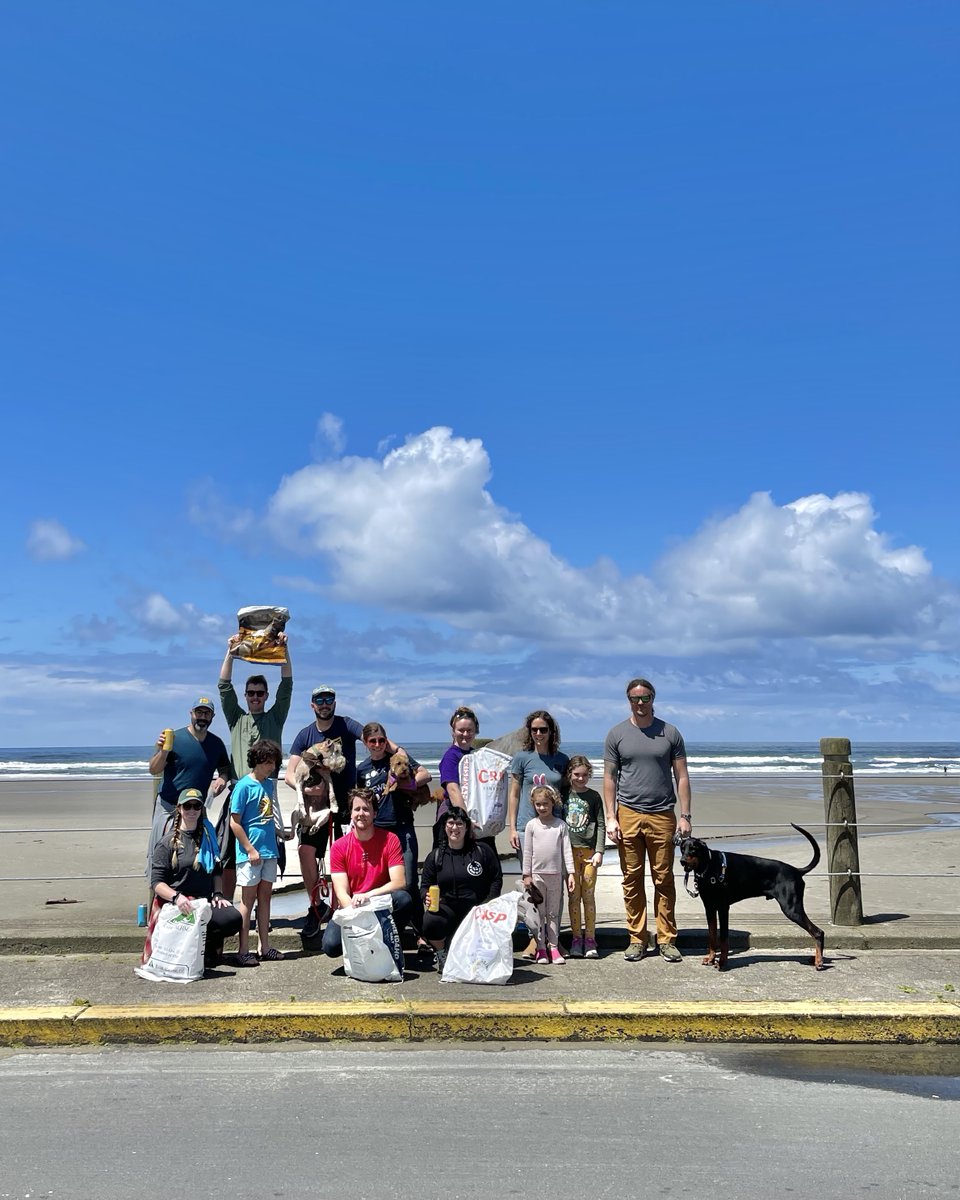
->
[522, 784, 575, 964]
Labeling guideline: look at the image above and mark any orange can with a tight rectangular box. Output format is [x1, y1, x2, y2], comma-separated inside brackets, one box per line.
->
[427, 885, 440, 913]
[162, 728, 175, 751]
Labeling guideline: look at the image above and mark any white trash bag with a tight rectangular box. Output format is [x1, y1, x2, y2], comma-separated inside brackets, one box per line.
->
[333, 895, 404, 983]
[441, 891, 520, 986]
[136, 899, 212, 984]
[458, 746, 511, 839]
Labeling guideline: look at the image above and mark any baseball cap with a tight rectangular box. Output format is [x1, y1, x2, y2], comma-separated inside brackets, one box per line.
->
[177, 787, 204, 806]
[192, 696, 215, 713]
[311, 686, 336, 702]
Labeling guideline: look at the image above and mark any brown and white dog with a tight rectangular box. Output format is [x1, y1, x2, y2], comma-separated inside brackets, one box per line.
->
[381, 749, 433, 810]
[289, 739, 347, 836]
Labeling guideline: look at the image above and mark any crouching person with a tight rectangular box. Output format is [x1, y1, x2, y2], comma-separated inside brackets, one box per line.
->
[321, 788, 413, 957]
[146, 787, 242, 971]
[419, 805, 502, 971]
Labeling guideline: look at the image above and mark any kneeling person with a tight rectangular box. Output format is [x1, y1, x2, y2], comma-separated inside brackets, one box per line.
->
[322, 788, 413, 957]
[230, 739, 284, 966]
[419, 806, 502, 970]
[146, 787, 242, 970]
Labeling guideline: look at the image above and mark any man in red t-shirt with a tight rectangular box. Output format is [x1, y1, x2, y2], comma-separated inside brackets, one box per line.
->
[321, 788, 414, 957]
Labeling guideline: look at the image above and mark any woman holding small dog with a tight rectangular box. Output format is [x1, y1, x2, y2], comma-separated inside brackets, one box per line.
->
[419, 806, 502, 970]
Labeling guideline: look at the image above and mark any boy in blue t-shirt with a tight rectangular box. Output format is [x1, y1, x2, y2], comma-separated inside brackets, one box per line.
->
[230, 738, 283, 965]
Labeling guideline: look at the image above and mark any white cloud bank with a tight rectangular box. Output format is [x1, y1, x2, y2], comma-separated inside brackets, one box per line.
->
[26, 518, 85, 562]
[262, 426, 958, 656]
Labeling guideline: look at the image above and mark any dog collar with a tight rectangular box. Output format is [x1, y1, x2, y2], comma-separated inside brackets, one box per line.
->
[708, 852, 727, 886]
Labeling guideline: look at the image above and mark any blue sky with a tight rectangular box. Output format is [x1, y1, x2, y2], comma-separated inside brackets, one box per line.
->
[2, 3, 958, 747]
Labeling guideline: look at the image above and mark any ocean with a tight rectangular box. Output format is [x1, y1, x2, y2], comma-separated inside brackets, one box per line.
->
[2, 742, 958, 782]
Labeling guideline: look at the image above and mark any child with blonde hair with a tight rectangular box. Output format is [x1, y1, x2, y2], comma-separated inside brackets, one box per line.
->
[563, 755, 606, 958]
[522, 784, 575, 964]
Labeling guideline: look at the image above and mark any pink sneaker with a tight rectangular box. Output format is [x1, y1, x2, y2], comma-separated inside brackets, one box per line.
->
[549, 947, 566, 965]
[569, 937, 584, 958]
[584, 938, 599, 959]
[535, 949, 549, 964]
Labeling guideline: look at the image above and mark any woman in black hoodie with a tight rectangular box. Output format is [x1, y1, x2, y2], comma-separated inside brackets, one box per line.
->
[420, 806, 502, 969]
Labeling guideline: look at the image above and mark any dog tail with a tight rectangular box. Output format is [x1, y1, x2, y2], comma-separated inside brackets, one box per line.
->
[790, 823, 821, 875]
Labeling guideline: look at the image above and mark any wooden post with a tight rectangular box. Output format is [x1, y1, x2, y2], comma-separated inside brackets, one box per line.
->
[820, 737, 863, 926]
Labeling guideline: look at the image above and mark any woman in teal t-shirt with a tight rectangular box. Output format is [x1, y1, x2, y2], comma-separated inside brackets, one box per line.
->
[506, 709, 569, 857]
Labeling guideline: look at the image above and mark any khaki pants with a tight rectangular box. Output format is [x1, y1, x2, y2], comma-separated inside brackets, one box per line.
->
[569, 845, 598, 939]
[617, 807, 677, 946]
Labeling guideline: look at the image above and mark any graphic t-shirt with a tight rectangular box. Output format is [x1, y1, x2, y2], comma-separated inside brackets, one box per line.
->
[230, 774, 279, 864]
[563, 786, 606, 852]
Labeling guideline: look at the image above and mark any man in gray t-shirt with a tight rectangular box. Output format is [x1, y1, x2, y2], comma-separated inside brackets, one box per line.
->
[603, 677, 692, 963]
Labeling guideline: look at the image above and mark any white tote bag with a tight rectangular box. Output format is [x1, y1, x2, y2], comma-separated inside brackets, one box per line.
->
[441, 891, 520, 985]
[333, 895, 404, 983]
[459, 746, 511, 838]
[136, 899, 212, 984]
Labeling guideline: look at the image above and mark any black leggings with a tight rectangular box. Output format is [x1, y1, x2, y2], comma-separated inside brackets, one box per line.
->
[206, 904, 243, 962]
[422, 898, 476, 946]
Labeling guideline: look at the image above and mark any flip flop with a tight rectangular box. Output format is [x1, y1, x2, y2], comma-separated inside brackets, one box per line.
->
[235, 952, 260, 968]
[258, 947, 284, 961]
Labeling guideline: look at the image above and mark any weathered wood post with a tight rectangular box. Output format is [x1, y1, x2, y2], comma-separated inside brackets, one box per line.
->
[820, 737, 864, 925]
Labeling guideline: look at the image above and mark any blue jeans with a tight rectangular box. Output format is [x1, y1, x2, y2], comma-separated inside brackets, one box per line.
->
[322, 889, 414, 957]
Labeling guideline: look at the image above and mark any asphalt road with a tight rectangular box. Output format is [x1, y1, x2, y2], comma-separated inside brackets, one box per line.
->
[1, 1044, 958, 1199]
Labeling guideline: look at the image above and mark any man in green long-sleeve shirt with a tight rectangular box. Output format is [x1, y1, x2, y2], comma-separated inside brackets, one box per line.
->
[217, 633, 293, 898]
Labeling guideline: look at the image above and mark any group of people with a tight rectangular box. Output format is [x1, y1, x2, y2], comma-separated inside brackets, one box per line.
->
[145, 637, 693, 975]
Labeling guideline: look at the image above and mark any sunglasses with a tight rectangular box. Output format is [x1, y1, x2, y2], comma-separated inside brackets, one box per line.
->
[313, 695, 335, 704]
[530, 725, 550, 734]
[367, 737, 387, 746]
[180, 801, 203, 811]
[629, 693, 654, 704]
[246, 690, 267, 699]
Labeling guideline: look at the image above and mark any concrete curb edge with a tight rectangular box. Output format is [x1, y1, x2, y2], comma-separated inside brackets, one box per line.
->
[3, 999, 960, 1047]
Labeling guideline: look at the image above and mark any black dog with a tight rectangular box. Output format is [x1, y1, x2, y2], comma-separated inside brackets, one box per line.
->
[678, 823, 825, 971]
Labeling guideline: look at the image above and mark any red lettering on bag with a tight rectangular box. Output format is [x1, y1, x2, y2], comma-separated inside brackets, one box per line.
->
[476, 768, 504, 784]
[474, 908, 507, 923]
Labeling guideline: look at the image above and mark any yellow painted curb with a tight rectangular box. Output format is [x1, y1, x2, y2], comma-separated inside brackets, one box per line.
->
[1, 1001, 958, 1047]
[72, 1001, 410, 1044]
[0, 1005, 89, 1047]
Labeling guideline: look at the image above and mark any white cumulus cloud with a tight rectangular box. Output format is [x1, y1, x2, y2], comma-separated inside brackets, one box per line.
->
[26, 518, 86, 562]
[259, 426, 959, 656]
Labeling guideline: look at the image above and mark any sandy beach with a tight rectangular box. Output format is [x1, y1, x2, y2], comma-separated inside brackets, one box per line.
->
[1, 774, 958, 933]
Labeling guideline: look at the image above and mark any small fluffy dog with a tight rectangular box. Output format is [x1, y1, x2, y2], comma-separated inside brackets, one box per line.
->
[289, 739, 347, 836]
[381, 749, 433, 809]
